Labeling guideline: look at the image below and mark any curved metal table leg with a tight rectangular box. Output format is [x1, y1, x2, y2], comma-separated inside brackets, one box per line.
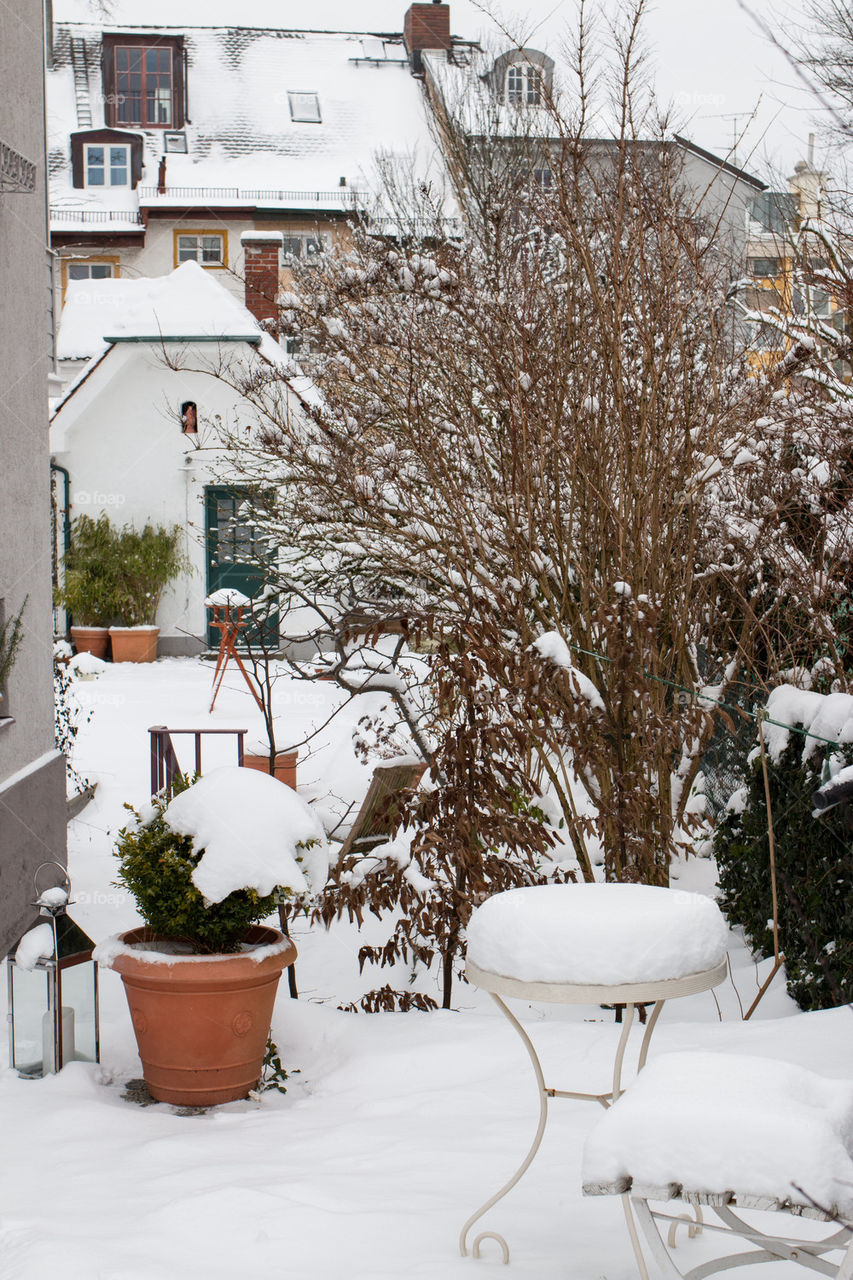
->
[459, 993, 550, 1263]
[611, 1003, 636, 1102]
[637, 1000, 664, 1072]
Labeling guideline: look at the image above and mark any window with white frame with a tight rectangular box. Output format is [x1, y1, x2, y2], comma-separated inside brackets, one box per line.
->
[506, 63, 542, 106]
[67, 261, 116, 282]
[84, 144, 130, 187]
[177, 233, 226, 266]
[288, 92, 321, 123]
[280, 232, 330, 266]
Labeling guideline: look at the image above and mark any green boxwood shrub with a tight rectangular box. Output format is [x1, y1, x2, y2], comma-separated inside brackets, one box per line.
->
[115, 776, 282, 954]
[55, 515, 123, 626]
[112, 522, 186, 627]
[715, 735, 853, 1010]
[57, 515, 186, 629]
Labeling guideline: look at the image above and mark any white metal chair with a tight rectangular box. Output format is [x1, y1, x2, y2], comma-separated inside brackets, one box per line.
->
[583, 1051, 853, 1279]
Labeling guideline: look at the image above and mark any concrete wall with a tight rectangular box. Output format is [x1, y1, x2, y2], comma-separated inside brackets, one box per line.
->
[0, 0, 67, 954]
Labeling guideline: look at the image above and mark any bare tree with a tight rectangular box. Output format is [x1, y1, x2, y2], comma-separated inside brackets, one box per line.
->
[186, 3, 853, 988]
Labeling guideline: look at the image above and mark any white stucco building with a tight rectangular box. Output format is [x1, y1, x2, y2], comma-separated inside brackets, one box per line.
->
[51, 261, 309, 655]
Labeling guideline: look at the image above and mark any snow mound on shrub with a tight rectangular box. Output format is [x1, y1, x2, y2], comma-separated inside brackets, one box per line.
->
[163, 766, 328, 905]
[765, 685, 853, 765]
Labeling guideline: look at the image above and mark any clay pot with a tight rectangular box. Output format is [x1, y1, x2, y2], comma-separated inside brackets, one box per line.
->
[70, 626, 109, 659]
[109, 925, 297, 1106]
[242, 752, 298, 791]
[109, 626, 159, 663]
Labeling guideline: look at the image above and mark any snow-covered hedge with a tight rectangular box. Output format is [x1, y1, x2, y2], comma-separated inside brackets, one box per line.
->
[714, 685, 853, 1010]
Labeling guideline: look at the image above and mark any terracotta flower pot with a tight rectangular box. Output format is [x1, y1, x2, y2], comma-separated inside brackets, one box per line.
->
[70, 626, 109, 659]
[242, 752, 298, 791]
[109, 626, 159, 663]
[108, 925, 297, 1106]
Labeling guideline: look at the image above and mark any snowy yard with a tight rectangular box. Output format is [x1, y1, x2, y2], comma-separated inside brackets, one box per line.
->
[1, 658, 848, 1280]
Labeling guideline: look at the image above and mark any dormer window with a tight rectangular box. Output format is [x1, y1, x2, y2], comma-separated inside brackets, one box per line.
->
[489, 48, 554, 109]
[102, 35, 185, 130]
[507, 63, 542, 106]
[70, 129, 143, 190]
[85, 143, 129, 187]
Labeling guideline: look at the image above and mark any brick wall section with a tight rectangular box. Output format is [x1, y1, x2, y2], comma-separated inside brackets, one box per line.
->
[403, 3, 451, 52]
[242, 233, 283, 331]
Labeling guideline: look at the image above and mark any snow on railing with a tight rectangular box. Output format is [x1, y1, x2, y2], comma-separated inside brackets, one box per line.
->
[137, 185, 368, 206]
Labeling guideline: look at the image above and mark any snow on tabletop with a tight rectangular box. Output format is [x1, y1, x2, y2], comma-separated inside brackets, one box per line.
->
[583, 1051, 853, 1217]
[14, 923, 55, 971]
[204, 588, 251, 608]
[162, 766, 328, 905]
[466, 883, 727, 985]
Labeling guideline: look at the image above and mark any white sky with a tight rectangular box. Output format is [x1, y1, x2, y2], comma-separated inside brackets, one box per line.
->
[60, 0, 831, 183]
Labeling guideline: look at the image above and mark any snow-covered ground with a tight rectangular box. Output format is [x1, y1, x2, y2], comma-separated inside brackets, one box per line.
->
[1, 658, 847, 1280]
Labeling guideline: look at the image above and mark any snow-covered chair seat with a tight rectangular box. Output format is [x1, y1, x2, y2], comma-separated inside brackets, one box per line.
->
[466, 883, 728, 992]
[583, 1051, 853, 1278]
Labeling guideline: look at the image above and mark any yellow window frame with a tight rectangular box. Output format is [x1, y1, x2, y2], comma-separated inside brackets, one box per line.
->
[60, 255, 120, 302]
[173, 228, 229, 270]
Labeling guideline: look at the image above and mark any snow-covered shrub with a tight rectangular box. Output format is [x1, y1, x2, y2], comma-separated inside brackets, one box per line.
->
[317, 629, 569, 1010]
[114, 769, 325, 954]
[715, 689, 853, 1010]
[54, 660, 91, 796]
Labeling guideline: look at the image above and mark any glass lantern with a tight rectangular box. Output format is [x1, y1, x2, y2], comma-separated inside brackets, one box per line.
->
[7, 865, 100, 1077]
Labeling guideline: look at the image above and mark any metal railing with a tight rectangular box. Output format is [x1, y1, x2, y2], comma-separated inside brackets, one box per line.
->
[149, 725, 246, 797]
[49, 207, 145, 224]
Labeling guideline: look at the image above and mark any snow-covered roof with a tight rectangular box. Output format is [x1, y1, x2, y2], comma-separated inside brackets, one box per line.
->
[47, 13, 452, 223]
[421, 48, 765, 192]
[56, 260, 263, 360]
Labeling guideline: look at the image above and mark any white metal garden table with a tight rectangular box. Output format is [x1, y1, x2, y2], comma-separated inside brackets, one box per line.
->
[459, 882, 729, 1264]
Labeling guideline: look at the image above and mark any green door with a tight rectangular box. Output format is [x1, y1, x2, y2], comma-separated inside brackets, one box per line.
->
[204, 486, 278, 648]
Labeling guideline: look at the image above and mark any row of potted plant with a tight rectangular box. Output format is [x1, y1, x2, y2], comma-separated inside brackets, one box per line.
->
[55, 515, 186, 662]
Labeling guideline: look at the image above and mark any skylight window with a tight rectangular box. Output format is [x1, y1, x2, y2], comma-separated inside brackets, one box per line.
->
[288, 92, 321, 124]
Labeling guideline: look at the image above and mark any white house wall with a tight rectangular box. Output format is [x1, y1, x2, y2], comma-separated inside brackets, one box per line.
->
[51, 341, 268, 654]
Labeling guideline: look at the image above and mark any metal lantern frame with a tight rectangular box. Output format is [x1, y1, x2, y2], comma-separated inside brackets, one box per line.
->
[7, 863, 100, 1077]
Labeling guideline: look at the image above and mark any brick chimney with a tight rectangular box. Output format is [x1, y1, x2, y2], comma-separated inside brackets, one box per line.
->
[240, 231, 283, 333]
[404, 3, 451, 57]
